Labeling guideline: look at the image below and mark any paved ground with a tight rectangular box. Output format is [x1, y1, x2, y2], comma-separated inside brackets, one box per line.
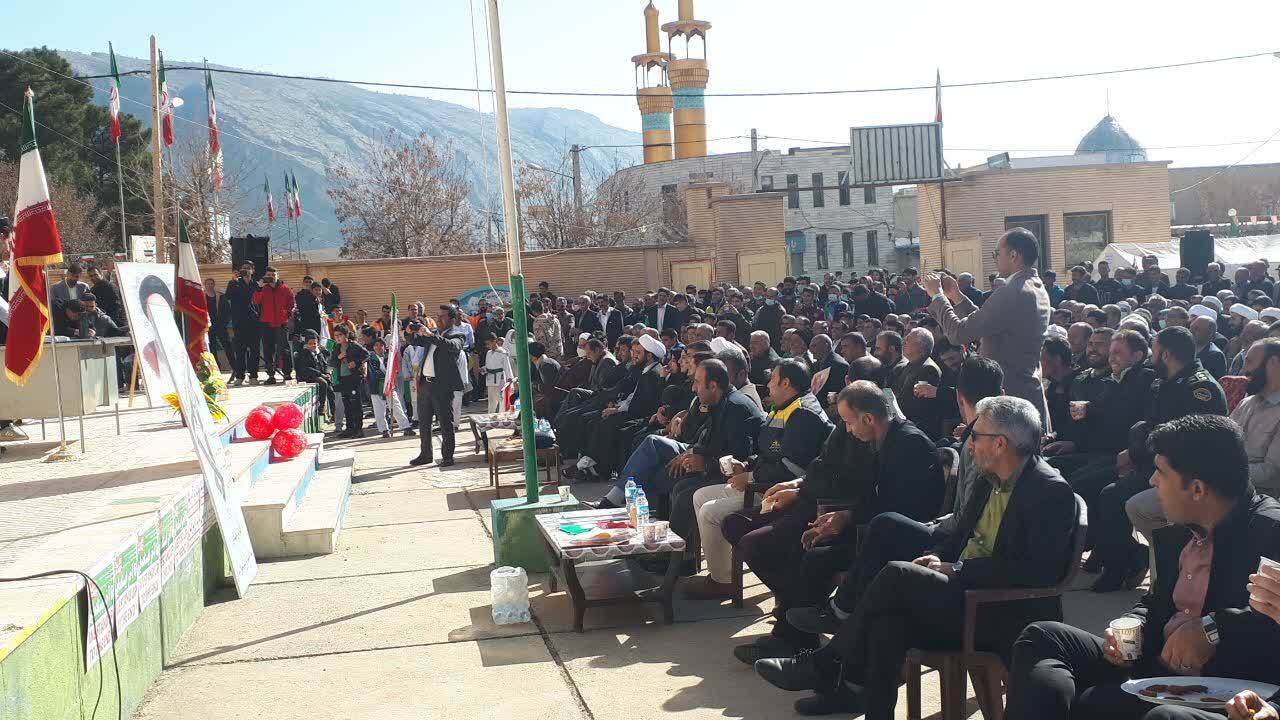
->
[132, 414, 1142, 719]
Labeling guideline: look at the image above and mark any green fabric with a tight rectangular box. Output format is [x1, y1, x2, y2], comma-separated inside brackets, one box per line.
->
[960, 481, 1012, 561]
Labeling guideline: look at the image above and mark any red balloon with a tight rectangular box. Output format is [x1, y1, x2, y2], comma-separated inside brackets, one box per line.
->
[271, 428, 308, 460]
[272, 402, 304, 431]
[244, 406, 276, 440]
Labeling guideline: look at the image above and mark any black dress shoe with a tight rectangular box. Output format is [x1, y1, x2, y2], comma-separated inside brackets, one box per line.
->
[403, 429, 416, 437]
[263, 377, 277, 386]
[1082, 552, 1103, 574]
[794, 686, 865, 716]
[409, 455, 434, 466]
[588, 496, 619, 510]
[786, 605, 843, 636]
[755, 650, 820, 692]
[733, 635, 802, 665]
[438, 459, 455, 467]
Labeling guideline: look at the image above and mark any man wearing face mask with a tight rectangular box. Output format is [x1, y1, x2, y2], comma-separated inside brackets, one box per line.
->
[753, 287, 785, 350]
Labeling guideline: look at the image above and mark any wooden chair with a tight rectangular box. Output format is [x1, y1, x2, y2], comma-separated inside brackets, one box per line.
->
[730, 445, 961, 608]
[904, 494, 1089, 720]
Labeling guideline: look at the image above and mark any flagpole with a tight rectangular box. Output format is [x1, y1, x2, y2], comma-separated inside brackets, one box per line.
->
[44, 271, 76, 461]
[115, 142, 129, 260]
[486, 0, 539, 503]
[149, 36, 166, 264]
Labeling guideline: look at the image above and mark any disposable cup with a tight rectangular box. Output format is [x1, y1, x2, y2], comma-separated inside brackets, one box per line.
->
[558, 485, 572, 502]
[1251, 556, 1280, 603]
[1110, 616, 1143, 661]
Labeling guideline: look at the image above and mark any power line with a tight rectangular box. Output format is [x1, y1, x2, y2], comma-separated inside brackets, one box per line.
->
[44, 49, 1280, 99]
[1170, 122, 1280, 194]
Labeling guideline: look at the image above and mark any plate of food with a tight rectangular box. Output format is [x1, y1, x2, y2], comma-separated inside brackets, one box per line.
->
[1122, 677, 1279, 709]
[564, 528, 636, 547]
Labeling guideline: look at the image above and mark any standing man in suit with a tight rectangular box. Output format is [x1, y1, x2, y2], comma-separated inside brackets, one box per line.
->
[646, 287, 681, 334]
[409, 305, 467, 468]
[590, 293, 623, 346]
[225, 262, 261, 386]
[926, 227, 1052, 429]
[49, 261, 90, 308]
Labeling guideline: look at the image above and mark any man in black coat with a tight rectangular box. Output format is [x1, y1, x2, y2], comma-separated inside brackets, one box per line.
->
[293, 331, 333, 419]
[225, 262, 261, 385]
[580, 334, 665, 480]
[753, 288, 786, 350]
[748, 331, 781, 386]
[851, 284, 895, 321]
[755, 395, 1077, 719]
[1006, 414, 1280, 720]
[645, 288, 683, 334]
[809, 334, 850, 411]
[585, 294, 623, 346]
[328, 325, 370, 438]
[409, 306, 467, 467]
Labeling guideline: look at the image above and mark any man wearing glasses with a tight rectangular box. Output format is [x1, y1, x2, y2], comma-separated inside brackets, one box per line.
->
[924, 227, 1052, 430]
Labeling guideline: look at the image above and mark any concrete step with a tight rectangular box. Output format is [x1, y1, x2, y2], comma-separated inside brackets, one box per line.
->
[225, 439, 273, 491]
[277, 449, 355, 557]
[241, 446, 321, 559]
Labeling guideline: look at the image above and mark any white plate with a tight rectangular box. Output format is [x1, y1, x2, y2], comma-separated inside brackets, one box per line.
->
[1122, 677, 1280, 710]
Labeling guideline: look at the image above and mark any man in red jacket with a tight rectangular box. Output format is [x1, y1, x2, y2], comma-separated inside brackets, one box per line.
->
[253, 266, 295, 385]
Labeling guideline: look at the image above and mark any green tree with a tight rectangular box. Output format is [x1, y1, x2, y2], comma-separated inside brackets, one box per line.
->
[86, 104, 153, 246]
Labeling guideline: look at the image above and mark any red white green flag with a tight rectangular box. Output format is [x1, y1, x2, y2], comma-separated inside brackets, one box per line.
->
[108, 42, 122, 144]
[5, 89, 64, 385]
[158, 51, 174, 146]
[205, 61, 222, 192]
[935, 68, 943, 124]
[383, 293, 400, 397]
[264, 176, 276, 223]
[283, 171, 294, 219]
[290, 171, 303, 217]
[174, 217, 209, 365]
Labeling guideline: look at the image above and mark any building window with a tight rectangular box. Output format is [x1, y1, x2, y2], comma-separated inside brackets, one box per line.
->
[816, 234, 829, 269]
[812, 173, 824, 208]
[838, 171, 850, 206]
[866, 230, 880, 267]
[841, 232, 854, 267]
[786, 174, 799, 209]
[863, 186, 877, 204]
[1063, 211, 1112, 269]
[791, 251, 805, 273]
[761, 175, 774, 191]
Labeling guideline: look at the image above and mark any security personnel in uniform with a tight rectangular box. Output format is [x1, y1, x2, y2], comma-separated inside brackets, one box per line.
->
[1091, 325, 1228, 591]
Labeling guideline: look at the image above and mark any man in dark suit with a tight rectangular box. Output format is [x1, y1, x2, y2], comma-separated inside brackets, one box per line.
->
[851, 284, 895, 321]
[809, 334, 849, 410]
[409, 306, 467, 468]
[756, 395, 1077, 718]
[645, 287, 682, 334]
[754, 288, 786, 350]
[589, 294, 624, 346]
[873, 331, 909, 392]
[895, 328, 945, 439]
[749, 331, 781, 386]
[529, 341, 562, 417]
[1006, 414, 1280, 720]
[579, 334, 665, 480]
[1191, 314, 1228, 379]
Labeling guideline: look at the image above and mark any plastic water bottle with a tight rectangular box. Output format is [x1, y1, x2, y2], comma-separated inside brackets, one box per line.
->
[636, 491, 649, 528]
[490, 566, 531, 625]
[625, 477, 638, 525]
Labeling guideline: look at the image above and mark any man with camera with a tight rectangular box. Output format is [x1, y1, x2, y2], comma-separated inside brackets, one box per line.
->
[409, 306, 467, 468]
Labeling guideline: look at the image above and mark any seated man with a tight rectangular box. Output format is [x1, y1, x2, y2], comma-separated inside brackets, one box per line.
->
[783, 356, 1005, 642]
[293, 330, 333, 420]
[1005, 414, 1280, 720]
[687, 359, 833, 599]
[755, 396, 1077, 718]
[78, 293, 126, 337]
[895, 327, 944, 439]
[747, 330, 780, 387]
[730, 381, 943, 661]
[557, 337, 636, 462]
[577, 335, 666, 480]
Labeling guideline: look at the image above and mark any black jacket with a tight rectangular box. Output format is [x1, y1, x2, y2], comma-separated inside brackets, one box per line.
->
[294, 347, 329, 383]
[224, 276, 259, 326]
[414, 331, 465, 392]
[91, 279, 125, 324]
[688, 387, 768, 468]
[748, 347, 781, 386]
[934, 456, 1079, 653]
[618, 362, 663, 421]
[1197, 343, 1227, 380]
[645, 304, 683, 334]
[328, 340, 369, 385]
[1129, 493, 1280, 681]
[870, 418, 945, 521]
[799, 427, 877, 521]
[894, 358, 945, 440]
[1085, 366, 1155, 452]
[816, 354, 851, 408]
[753, 303, 785, 349]
[854, 291, 895, 320]
[748, 392, 833, 491]
[581, 307, 623, 345]
[295, 291, 322, 334]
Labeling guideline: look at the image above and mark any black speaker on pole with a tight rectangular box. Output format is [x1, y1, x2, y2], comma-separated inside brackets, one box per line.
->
[230, 234, 270, 278]
[1180, 230, 1214, 282]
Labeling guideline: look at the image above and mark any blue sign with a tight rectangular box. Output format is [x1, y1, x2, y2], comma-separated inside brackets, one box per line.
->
[457, 285, 512, 317]
[785, 231, 806, 254]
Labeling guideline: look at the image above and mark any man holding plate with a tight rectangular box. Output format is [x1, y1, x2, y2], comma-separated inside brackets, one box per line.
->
[1006, 414, 1280, 720]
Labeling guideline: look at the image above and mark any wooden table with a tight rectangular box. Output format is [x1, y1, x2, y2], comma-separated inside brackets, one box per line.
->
[535, 509, 686, 632]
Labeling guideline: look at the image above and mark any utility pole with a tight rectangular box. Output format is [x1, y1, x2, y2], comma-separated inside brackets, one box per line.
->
[149, 36, 166, 263]
[750, 128, 759, 191]
[570, 144, 583, 214]
[486, 0, 539, 503]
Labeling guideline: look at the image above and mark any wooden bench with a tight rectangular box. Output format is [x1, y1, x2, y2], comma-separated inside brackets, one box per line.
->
[487, 437, 561, 498]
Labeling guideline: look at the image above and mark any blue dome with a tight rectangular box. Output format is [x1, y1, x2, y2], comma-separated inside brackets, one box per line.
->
[1076, 115, 1147, 163]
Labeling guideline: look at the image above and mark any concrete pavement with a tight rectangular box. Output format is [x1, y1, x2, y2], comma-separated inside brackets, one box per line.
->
[133, 425, 1141, 719]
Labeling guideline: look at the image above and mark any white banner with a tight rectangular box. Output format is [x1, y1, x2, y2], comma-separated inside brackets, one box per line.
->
[116, 263, 177, 404]
[147, 302, 257, 598]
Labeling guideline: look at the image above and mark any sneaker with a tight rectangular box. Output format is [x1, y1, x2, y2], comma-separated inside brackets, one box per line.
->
[786, 604, 843, 636]
[733, 635, 799, 666]
[755, 649, 820, 692]
[0, 425, 29, 442]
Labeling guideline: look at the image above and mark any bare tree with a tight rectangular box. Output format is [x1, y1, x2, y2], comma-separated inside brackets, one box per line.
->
[516, 158, 686, 250]
[0, 160, 112, 259]
[326, 131, 474, 259]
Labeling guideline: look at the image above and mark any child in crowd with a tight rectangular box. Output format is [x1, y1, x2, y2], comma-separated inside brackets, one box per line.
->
[368, 337, 414, 439]
[483, 334, 513, 414]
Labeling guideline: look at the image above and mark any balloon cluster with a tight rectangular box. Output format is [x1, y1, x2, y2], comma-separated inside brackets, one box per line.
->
[243, 403, 308, 459]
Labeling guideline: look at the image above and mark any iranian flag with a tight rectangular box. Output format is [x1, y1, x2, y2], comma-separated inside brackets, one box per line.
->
[205, 62, 222, 192]
[283, 171, 294, 219]
[4, 89, 64, 385]
[174, 217, 209, 365]
[158, 51, 174, 146]
[108, 42, 122, 144]
[264, 176, 276, 223]
[290, 172, 303, 217]
[935, 68, 943, 124]
[383, 293, 401, 397]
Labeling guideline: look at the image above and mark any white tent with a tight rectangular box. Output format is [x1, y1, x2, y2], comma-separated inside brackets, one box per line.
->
[1095, 234, 1280, 278]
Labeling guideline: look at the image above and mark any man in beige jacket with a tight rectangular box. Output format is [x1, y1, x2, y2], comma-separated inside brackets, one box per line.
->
[924, 227, 1051, 430]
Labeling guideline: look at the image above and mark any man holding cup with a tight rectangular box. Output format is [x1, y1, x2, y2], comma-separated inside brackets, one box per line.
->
[1005, 414, 1280, 720]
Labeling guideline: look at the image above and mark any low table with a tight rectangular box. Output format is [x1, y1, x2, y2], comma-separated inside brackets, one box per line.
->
[535, 509, 687, 632]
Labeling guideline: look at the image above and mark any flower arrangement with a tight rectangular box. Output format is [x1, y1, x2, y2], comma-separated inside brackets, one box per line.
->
[162, 352, 229, 422]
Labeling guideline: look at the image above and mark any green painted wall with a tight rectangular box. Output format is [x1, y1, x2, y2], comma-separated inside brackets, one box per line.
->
[0, 528, 218, 720]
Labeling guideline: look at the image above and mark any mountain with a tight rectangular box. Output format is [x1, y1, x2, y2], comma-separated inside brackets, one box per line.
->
[60, 51, 642, 252]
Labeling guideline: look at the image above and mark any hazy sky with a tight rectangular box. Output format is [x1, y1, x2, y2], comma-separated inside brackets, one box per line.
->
[12, 0, 1280, 172]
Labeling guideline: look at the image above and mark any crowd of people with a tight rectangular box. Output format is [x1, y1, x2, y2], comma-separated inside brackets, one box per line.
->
[7, 213, 1280, 719]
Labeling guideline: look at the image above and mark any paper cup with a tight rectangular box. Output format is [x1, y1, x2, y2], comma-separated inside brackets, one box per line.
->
[558, 485, 572, 502]
[719, 455, 736, 477]
[651, 520, 669, 542]
[641, 522, 659, 544]
[1110, 617, 1143, 661]
[1252, 556, 1280, 603]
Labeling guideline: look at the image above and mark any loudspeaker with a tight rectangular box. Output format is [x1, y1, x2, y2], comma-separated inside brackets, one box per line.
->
[230, 235, 270, 277]
[1180, 230, 1214, 282]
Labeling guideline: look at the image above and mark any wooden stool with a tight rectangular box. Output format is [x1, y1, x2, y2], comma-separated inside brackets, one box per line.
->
[487, 437, 561, 498]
